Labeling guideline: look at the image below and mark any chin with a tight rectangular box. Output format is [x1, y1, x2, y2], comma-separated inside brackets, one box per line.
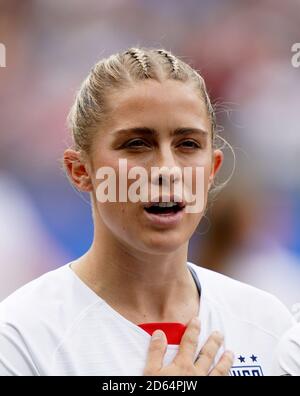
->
[138, 229, 190, 254]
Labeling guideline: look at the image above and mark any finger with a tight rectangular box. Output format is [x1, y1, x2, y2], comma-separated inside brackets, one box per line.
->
[174, 317, 200, 365]
[209, 351, 234, 376]
[194, 331, 224, 374]
[143, 330, 167, 375]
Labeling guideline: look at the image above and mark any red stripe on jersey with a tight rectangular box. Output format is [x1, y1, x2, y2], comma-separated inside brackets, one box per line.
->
[138, 322, 187, 345]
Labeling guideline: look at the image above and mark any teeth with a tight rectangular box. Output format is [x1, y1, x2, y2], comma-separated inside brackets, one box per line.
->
[153, 202, 177, 208]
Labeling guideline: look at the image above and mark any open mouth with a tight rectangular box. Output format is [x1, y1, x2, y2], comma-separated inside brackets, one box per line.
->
[144, 202, 185, 215]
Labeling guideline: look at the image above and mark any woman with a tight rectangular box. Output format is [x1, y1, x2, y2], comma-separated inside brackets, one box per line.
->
[0, 48, 294, 376]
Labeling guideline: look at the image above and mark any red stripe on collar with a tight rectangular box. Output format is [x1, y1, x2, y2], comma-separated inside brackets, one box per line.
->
[138, 322, 187, 345]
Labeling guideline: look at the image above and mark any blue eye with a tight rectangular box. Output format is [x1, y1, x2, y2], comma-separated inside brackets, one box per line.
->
[179, 140, 201, 149]
[124, 139, 150, 149]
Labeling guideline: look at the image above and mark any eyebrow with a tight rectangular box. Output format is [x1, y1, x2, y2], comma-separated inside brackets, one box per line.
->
[112, 127, 209, 137]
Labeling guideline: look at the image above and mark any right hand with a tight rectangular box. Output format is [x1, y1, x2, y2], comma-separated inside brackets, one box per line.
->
[143, 317, 234, 376]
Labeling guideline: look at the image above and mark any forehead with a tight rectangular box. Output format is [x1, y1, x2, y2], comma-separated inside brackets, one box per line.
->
[106, 79, 210, 132]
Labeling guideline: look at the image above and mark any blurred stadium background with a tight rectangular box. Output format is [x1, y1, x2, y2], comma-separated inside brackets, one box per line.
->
[0, 0, 299, 308]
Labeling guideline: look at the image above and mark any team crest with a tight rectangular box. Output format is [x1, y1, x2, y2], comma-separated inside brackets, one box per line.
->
[230, 354, 264, 376]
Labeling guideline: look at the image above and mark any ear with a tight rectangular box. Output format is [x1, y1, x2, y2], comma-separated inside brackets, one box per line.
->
[208, 149, 224, 189]
[63, 149, 93, 192]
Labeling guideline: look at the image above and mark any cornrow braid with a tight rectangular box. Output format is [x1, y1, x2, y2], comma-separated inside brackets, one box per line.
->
[196, 74, 217, 137]
[156, 49, 179, 74]
[68, 47, 221, 154]
[124, 48, 150, 77]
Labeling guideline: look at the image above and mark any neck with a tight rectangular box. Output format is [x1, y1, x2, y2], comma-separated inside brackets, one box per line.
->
[71, 224, 199, 324]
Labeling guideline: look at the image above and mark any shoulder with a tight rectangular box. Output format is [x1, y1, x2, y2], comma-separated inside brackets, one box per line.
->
[0, 263, 101, 375]
[0, 265, 72, 375]
[188, 262, 294, 338]
[0, 263, 97, 330]
[0, 265, 67, 319]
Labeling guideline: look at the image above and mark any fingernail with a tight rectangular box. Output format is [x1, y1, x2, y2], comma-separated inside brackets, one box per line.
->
[152, 330, 165, 340]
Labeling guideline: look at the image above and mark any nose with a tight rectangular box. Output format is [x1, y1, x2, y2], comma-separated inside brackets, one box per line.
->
[152, 144, 181, 187]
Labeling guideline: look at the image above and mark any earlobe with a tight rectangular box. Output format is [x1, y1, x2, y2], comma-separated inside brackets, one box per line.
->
[63, 149, 93, 192]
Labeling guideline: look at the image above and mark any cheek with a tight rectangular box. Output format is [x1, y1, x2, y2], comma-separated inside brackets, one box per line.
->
[187, 154, 213, 191]
[96, 201, 133, 236]
[92, 151, 118, 174]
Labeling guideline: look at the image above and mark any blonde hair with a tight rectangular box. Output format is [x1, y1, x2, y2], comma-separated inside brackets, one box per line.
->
[67, 47, 217, 153]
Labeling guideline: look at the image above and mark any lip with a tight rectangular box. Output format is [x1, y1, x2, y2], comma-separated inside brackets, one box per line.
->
[142, 195, 186, 209]
[143, 207, 185, 227]
[142, 199, 185, 227]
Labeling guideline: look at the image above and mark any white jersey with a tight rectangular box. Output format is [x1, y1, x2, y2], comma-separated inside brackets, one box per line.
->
[272, 323, 300, 376]
[0, 262, 294, 376]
